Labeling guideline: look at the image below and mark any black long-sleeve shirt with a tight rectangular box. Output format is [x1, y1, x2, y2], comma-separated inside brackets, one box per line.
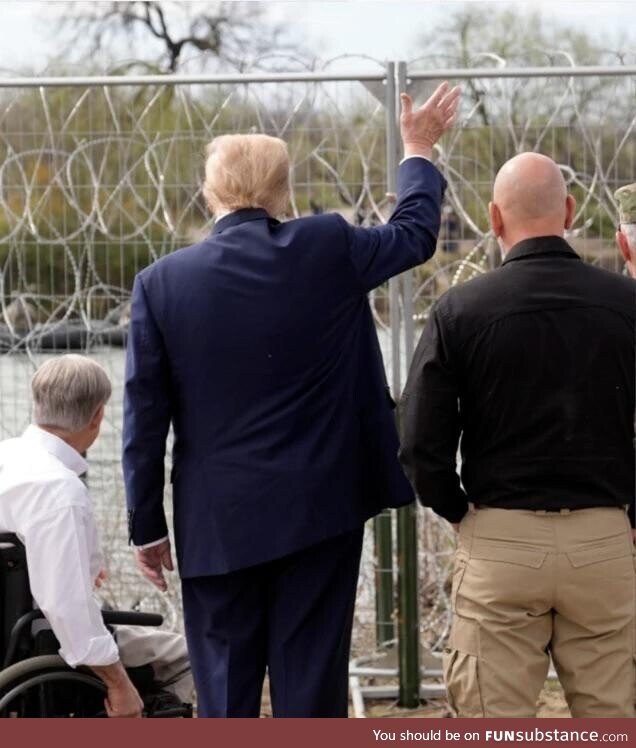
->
[399, 235, 636, 526]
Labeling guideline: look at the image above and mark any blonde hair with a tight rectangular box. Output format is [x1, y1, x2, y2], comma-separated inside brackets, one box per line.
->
[31, 354, 112, 432]
[202, 134, 290, 217]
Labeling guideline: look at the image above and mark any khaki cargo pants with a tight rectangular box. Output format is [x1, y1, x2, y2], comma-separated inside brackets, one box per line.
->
[444, 505, 636, 717]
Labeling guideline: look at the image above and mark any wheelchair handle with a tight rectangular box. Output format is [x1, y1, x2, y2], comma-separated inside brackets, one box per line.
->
[0, 533, 20, 546]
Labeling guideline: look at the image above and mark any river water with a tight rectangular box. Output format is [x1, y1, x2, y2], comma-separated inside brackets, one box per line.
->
[0, 328, 406, 651]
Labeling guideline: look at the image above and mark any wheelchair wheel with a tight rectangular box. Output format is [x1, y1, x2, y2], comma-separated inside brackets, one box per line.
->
[0, 655, 106, 718]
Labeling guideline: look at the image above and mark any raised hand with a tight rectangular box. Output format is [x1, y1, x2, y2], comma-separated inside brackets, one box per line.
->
[400, 81, 461, 159]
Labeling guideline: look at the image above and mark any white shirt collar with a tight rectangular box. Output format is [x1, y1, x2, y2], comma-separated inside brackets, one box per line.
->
[22, 425, 88, 477]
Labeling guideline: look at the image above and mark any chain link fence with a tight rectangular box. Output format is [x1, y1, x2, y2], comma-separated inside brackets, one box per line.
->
[0, 58, 635, 708]
[0, 61, 394, 650]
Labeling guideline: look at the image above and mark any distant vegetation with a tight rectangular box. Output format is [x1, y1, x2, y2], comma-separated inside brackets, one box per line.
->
[0, 4, 634, 310]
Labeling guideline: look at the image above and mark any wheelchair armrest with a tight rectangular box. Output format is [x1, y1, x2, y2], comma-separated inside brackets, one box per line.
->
[102, 610, 164, 627]
[3, 610, 44, 668]
[3, 609, 164, 669]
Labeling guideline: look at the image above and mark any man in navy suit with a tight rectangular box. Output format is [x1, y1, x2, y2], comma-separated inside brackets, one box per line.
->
[123, 82, 460, 717]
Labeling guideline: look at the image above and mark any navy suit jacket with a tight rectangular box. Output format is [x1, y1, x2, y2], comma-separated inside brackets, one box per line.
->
[123, 157, 446, 577]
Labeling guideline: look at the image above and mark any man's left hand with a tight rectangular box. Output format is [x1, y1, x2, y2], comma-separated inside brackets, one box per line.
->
[135, 540, 174, 592]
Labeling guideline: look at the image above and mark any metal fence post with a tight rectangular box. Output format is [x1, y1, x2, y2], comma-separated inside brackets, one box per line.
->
[373, 509, 394, 646]
[396, 60, 421, 708]
[373, 60, 398, 649]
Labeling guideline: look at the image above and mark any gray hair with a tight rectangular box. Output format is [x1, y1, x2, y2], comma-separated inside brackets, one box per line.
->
[31, 354, 112, 432]
[621, 223, 636, 250]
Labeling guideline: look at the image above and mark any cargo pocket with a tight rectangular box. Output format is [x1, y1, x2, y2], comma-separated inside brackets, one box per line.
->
[443, 615, 484, 717]
[450, 553, 468, 612]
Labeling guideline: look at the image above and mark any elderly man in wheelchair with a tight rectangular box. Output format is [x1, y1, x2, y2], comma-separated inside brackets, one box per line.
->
[0, 355, 193, 718]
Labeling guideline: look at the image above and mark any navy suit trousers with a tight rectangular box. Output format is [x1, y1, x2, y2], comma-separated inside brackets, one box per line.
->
[181, 527, 364, 717]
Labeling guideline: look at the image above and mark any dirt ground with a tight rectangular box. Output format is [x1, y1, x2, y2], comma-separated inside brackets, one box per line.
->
[363, 681, 570, 718]
[350, 648, 571, 718]
[257, 679, 570, 718]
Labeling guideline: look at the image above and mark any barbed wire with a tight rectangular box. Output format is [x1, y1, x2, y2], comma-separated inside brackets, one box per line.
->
[0, 55, 634, 655]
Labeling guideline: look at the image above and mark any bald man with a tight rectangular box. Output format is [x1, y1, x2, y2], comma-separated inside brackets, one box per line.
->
[400, 153, 636, 717]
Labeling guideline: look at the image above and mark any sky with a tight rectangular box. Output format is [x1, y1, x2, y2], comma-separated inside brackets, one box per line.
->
[0, 0, 633, 73]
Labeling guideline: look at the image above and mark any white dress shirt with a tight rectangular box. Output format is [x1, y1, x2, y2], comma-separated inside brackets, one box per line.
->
[0, 425, 119, 667]
[400, 154, 431, 165]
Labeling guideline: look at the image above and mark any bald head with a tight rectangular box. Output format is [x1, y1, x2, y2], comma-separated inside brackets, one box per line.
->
[490, 152, 575, 254]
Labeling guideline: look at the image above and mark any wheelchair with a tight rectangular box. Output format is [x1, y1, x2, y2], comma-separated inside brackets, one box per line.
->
[0, 533, 193, 718]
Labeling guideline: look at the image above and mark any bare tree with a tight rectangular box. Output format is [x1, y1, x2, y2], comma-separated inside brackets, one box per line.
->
[60, 1, 299, 72]
[415, 5, 615, 127]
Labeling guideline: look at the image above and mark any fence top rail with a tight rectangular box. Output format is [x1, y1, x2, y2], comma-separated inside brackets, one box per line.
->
[0, 70, 388, 88]
[408, 65, 636, 80]
[0, 64, 633, 89]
